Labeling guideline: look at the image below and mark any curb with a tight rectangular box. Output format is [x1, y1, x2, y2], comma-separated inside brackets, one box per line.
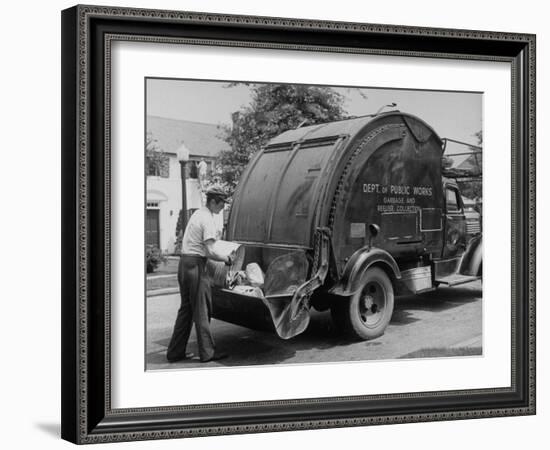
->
[147, 273, 177, 280]
[147, 287, 179, 297]
[450, 335, 482, 349]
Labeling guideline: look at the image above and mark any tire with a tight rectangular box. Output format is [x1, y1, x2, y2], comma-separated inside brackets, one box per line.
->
[331, 267, 394, 340]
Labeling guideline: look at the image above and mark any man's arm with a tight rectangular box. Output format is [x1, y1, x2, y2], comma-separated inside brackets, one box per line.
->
[203, 239, 232, 264]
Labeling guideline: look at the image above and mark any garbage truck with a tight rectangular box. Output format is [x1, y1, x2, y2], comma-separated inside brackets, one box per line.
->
[210, 111, 482, 340]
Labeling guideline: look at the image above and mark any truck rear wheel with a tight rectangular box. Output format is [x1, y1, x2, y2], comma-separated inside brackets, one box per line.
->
[331, 267, 394, 340]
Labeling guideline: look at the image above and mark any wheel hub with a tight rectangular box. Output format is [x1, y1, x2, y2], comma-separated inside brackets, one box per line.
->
[362, 295, 374, 310]
[359, 282, 386, 326]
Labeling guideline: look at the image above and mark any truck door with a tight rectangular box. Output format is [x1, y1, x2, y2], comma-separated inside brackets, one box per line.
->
[442, 185, 467, 258]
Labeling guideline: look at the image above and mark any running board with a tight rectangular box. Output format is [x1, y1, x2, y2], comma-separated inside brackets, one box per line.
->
[435, 274, 480, 287]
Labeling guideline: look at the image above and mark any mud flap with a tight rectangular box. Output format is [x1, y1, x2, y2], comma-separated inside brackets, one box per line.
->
[262, 296, 311, 340]
[212, 289, 311, 339]
[265, 228, 331, 339]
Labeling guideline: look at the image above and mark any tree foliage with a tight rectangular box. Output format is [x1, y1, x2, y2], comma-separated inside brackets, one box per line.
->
[473, 130, 483, 146]
[216, 84, 345, 190]
[145, 132, 166, 176]
[457, 129, 483, 201]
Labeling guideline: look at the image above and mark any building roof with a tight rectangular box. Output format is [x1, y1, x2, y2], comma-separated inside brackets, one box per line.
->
[455, 153, 482, 173]
[147, 116, 230, 158]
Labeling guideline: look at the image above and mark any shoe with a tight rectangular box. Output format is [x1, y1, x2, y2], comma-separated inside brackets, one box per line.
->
[200, 351, 228, 363]
[166, 352, 194, 363]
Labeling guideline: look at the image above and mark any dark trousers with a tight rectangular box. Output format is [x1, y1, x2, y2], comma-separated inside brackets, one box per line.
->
[166, 255, 215, 361]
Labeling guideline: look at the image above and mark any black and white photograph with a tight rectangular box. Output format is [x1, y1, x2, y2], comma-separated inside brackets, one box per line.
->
[54, 1, 537, 446]
[145, 79, 483, 370]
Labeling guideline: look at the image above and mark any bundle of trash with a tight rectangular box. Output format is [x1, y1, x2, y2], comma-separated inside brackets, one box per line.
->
[207, 243, 310, 301]
[227, 263, 265, 298]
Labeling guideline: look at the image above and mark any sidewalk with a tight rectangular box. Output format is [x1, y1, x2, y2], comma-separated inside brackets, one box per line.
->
[147, 256, 179, 295]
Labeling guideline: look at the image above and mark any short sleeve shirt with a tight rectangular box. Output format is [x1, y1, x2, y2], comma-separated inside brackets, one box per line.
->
[198, 160, 208, 177]
[181, 206, 222, 256]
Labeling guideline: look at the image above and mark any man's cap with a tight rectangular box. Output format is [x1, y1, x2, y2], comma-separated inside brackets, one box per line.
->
[206, 186, 230, 202]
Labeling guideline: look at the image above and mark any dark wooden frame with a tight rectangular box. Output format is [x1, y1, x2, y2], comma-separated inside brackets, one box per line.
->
[61, 4, 536, 444]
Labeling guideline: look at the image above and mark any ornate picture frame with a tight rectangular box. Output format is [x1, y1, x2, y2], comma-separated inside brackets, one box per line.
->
[61, 4, 535, 444]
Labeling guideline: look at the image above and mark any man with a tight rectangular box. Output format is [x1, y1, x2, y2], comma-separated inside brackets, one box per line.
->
[197, 158, 208, 191]
[166, 187, 232, 363]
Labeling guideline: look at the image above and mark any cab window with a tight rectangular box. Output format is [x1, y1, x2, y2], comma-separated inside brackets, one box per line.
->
[446, 188, 461, 212]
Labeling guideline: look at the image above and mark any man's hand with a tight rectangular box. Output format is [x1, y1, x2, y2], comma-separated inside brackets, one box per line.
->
[225, 250, 236, 266]
[204, 240, 237, 265]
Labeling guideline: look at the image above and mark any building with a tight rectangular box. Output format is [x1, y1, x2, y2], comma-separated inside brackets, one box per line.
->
[146, 116, 231, 253]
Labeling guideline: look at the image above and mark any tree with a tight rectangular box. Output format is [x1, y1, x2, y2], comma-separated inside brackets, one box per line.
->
[473, 130, 483, 146]
[145, 132, 167, 177]
[457, 130, 483, 200]
[217, 84, 345, 190]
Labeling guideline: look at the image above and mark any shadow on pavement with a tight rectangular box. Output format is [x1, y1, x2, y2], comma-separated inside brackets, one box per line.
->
[395, 286, 481, 312]
[390, 308, 421, 325]
[147, 284, 482, 369]
[420, 285, 482, 300]
[148, 310, 380, 368]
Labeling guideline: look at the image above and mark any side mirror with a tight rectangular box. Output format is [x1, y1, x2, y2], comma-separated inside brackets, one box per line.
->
[368, 223, 380, 248]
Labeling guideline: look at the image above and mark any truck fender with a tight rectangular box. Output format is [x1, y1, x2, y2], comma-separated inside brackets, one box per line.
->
[329, 247, 401, 297]
[458, 235, 483, 276]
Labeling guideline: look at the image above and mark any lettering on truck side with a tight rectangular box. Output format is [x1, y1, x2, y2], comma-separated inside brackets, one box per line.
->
[363, 184, 433, 196]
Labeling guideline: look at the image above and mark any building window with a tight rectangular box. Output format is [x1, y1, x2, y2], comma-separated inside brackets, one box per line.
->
[188, 157, 215, 180]
[146, 201, 160, 209]
[187, 160, 199, 179]
[146, 154, 169, 178]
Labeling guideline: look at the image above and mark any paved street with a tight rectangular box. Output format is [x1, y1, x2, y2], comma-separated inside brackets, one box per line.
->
[146, 280, 482, 370]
